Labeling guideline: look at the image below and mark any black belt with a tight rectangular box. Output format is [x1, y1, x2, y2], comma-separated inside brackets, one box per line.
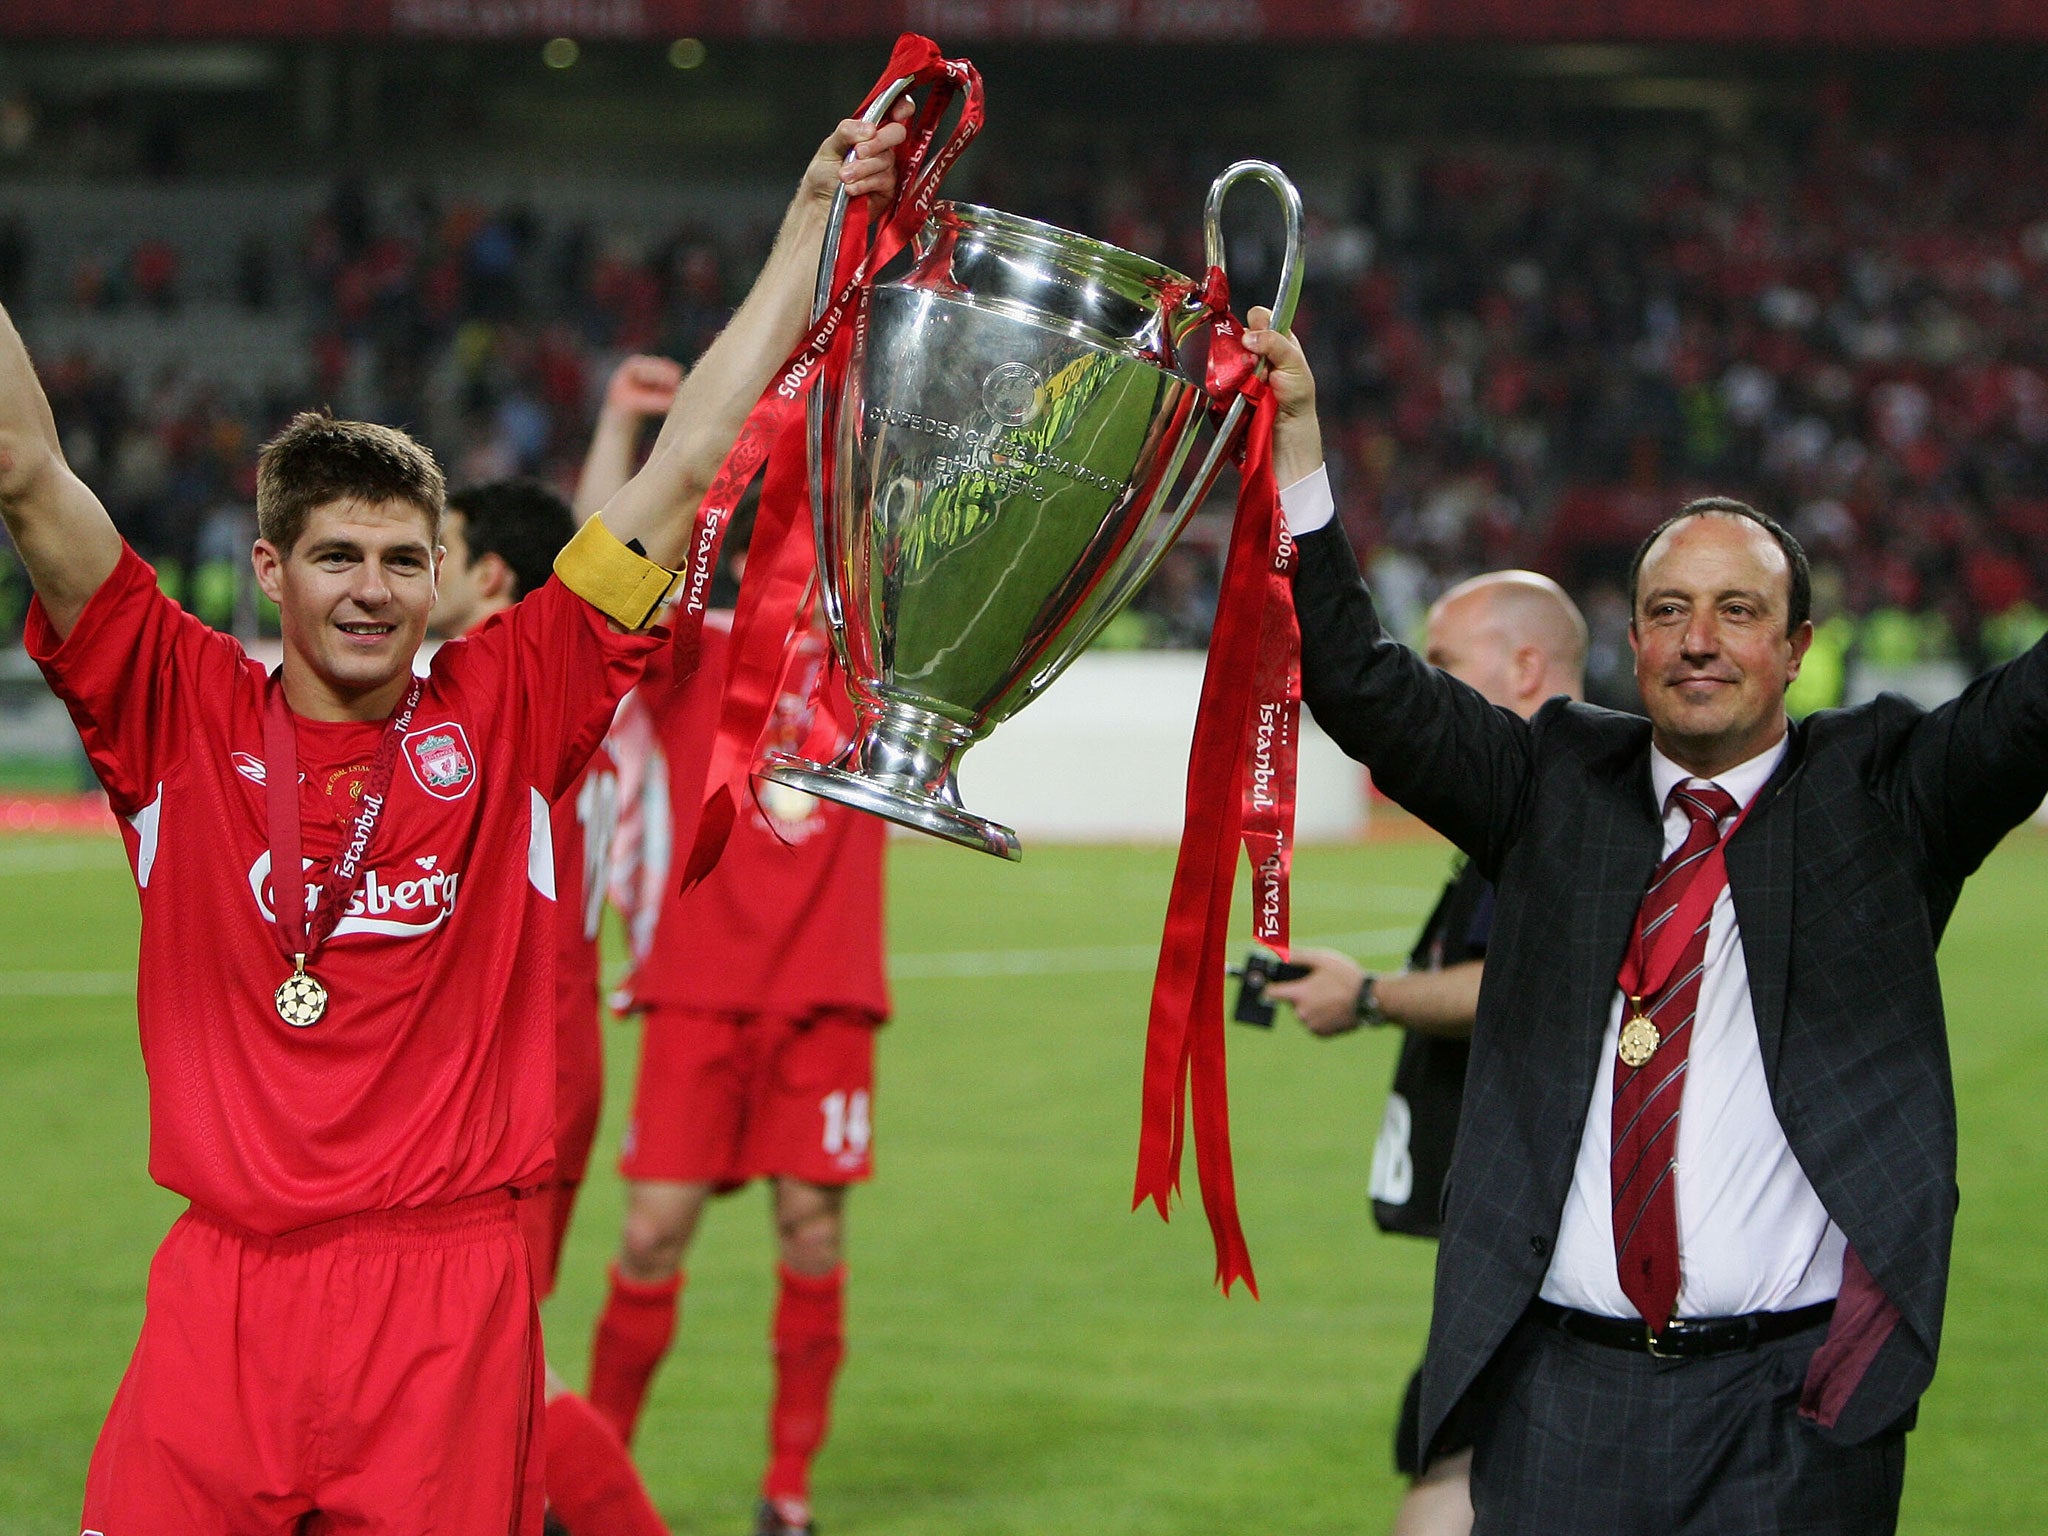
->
[1528, 1298, 1836, 1359]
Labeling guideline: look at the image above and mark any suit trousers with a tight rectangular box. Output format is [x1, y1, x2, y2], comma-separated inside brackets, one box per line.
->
[1469, 1309, 1906, 1536]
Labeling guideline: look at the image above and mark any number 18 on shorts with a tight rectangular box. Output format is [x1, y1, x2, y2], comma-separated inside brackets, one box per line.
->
[622, 1007, 880, 1188]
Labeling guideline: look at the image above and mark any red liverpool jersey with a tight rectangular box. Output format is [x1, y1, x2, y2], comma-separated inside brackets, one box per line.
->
[556, 742, 619, 1039]
[617, 618, 888, 1020]
[27, 545, 659, 1234]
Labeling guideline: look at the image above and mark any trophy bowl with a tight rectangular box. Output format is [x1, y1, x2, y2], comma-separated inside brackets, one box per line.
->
[760, 107, 1301, 860]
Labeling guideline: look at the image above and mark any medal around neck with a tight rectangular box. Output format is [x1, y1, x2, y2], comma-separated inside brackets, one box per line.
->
[1618, 1009, 1661, 1069]
[1613, 797, 1753, 1072]
[261, 676, 422, 1032]
[275, 958, 329, 1028]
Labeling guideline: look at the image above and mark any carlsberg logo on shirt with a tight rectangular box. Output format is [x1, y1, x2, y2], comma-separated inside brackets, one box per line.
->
[247, 851, 462, 939]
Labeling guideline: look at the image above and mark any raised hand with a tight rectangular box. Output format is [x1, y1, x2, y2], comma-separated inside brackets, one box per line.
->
[0, 298, 120, 636]
[1241, 304, 1324, 490]
[804, 98, 916, 214]
[604, 354, 683, 422]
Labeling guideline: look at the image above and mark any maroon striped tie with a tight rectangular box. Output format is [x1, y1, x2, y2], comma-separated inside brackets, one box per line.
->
[1611, 781, 1738, 1331]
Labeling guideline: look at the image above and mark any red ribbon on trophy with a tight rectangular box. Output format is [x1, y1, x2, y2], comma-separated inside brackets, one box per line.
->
[1133, 278, 1299, 1297]
[678, 36, 984, 888]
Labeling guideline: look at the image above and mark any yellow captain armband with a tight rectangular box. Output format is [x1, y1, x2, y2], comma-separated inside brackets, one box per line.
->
[554, 516, 681, 631]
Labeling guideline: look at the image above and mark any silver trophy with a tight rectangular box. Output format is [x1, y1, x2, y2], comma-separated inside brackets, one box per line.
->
[760, 83, 1302, 860]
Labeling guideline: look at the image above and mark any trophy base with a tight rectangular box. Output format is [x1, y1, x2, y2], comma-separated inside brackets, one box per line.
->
[757, 754, 1022, 862]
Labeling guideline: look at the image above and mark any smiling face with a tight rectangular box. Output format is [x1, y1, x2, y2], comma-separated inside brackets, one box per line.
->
[252, 497, 441, 720]
[1630, 513, 1813, 775]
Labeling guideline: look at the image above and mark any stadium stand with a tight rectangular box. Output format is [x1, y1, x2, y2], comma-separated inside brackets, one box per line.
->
[2, 31, 2047, 723]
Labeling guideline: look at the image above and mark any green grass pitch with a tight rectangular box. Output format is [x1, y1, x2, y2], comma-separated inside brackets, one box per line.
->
[2, 823, 2044, 1534]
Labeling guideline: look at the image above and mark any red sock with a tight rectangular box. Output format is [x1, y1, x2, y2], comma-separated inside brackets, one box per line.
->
[545, 1391, 671, 1536]
[763, 1263, 847, 1510]
[588, 1265, 683, 1447]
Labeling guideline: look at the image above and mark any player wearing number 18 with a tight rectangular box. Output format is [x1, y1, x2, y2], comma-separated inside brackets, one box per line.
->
[0, 109, 908, 1535]
[589, 603, 888, 1536]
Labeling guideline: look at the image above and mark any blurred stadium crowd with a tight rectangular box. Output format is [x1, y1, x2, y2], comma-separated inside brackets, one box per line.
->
[5, 101, 2048, 715]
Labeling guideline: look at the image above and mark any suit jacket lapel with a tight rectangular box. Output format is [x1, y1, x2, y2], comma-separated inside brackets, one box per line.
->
[1567, 749, 1663, 1096]
[1727, 724, 1805, 1077]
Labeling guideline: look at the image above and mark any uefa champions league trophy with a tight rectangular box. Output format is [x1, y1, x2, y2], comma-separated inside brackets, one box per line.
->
[758, 90, 1302, 860]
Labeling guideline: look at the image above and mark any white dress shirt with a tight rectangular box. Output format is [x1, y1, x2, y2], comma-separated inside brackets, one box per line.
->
[1540, 737, 1847, 1318]
[1280, 463, 1335, 535]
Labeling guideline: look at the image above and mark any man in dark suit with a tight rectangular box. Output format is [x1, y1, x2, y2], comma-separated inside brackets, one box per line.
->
[1238, 308, 2048, 1535]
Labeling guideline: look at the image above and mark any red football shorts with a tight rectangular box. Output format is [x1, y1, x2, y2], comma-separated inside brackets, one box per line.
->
[518, 1003, 605, 1299]
[620, 1006, 878, 1188]
[83, 1192, 544, 1536]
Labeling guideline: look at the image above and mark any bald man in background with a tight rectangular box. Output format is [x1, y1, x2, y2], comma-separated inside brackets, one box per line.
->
[1271, 571, 1588, 1536]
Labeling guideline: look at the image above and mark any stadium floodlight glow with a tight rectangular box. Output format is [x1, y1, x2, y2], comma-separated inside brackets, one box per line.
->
[542, 37, 580, 70]
[669, 38, 707, 70]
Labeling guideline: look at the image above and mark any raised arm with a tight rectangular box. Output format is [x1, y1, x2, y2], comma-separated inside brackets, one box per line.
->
[1242, 311, 1535, 874]
[0, 301, 121, 638]
[592, 107, 910, 567]
[1893, 629, 2048, 883]
[572, 354, 682, 525]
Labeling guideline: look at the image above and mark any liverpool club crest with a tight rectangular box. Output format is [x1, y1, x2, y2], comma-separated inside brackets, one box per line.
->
[403, 722, 478, 800]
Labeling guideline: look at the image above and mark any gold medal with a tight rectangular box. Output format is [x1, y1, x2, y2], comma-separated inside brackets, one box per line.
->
[1618, 1011, 1661, 1069]
[262, 678, 417, 1038]
[275, 956, 329, 1028]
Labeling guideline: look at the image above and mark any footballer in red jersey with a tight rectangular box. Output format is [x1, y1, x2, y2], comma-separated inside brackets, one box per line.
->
[589, 608, 888, 1536]
[431, 477, 669, 1536]
[0, 107, 907, 1536]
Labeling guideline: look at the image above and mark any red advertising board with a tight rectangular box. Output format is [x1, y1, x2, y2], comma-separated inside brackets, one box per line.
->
[3, 0, 2047, 43]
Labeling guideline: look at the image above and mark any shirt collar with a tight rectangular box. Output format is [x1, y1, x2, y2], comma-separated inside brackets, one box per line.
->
[1649, 730, 1790, 819]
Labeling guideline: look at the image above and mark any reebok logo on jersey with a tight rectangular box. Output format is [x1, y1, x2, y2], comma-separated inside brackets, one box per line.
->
[248, 850, 463, 939]
[403, 721, 478, 801]
[232, 753, 305, 788]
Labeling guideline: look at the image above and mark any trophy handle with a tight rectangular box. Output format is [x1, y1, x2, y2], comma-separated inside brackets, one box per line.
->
[1006, 161, 1304, 706]
[808, 75, 920, 641]
[1203, 159, 1305, 334]
[1173, 157, 1305, 522]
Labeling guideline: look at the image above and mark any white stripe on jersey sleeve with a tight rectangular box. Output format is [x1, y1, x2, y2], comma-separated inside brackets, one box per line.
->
[630, 747, 670, 964]
[528, 785, 556, 901]
[129, 784, 164, 889]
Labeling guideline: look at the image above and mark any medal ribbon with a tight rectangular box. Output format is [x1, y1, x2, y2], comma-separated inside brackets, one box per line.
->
[1133, 285, 1298, 1297]
[678, 33, 984, 888]
[261, 674, 423, 969]
[1615, 785, 1756, 1009]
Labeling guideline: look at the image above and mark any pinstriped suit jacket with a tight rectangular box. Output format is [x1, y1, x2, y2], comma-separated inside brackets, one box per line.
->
[1292, 522, 2048, 1460]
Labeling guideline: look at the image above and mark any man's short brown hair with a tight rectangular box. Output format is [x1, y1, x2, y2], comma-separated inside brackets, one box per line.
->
[255, 411, 446, 555]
